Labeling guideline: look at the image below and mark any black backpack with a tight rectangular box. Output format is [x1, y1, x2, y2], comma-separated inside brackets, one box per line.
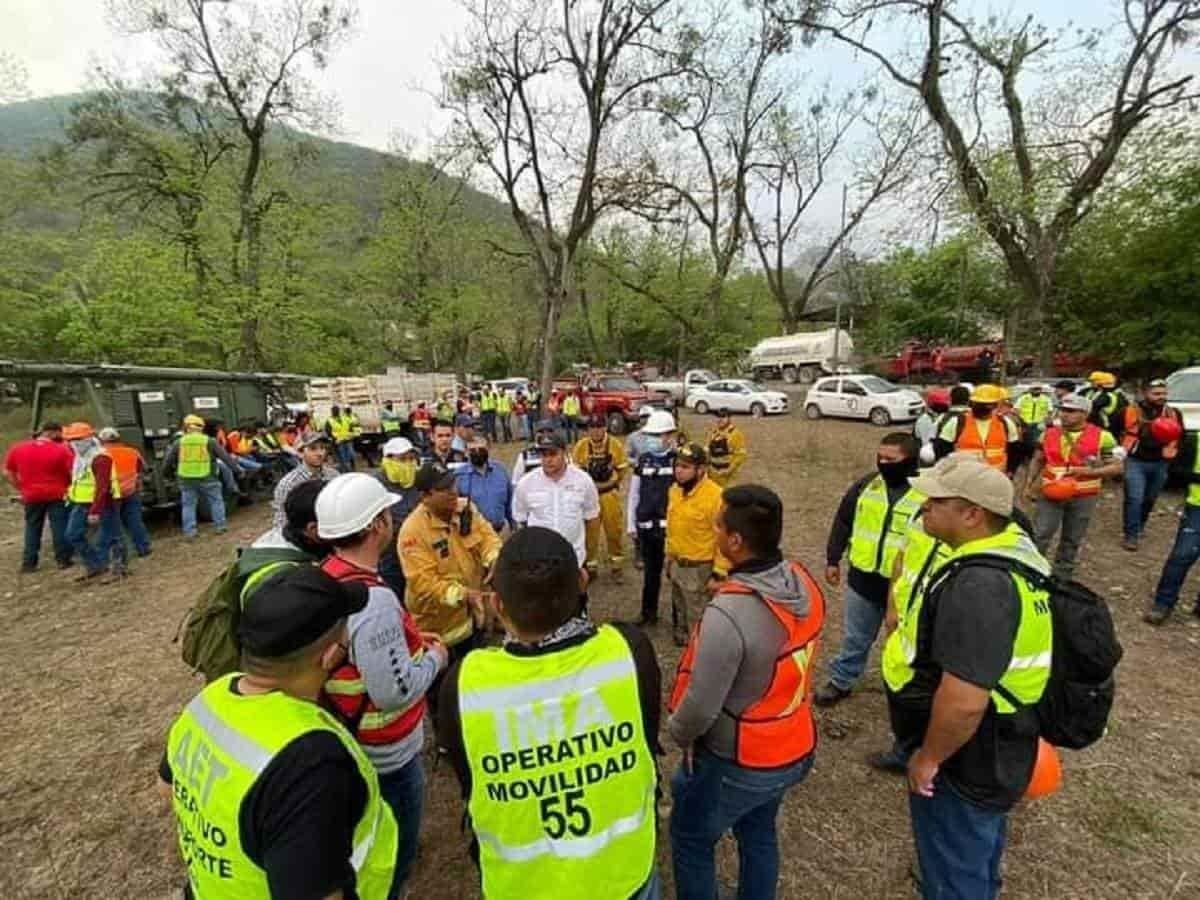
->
[937, 555, 1123, 749]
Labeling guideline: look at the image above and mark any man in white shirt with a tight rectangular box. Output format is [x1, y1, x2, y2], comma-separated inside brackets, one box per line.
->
[513, 431, 601, 605]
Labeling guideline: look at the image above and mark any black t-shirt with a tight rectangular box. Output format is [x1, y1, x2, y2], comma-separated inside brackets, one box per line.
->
[890, 565, 1039, 811]
[160, 680, 369, 900]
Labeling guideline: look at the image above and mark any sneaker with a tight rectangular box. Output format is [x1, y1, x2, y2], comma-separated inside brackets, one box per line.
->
[814, 681, 852, 707]
[1143, 605, 1171, 626]
[1122, 536, 1139, 552]
[866, 749, 908, 774]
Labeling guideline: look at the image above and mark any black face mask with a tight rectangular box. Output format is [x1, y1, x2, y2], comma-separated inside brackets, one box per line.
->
[970, 403, 996, 419]
[878, 458, 917, 486]
[469, 450, 489, 467]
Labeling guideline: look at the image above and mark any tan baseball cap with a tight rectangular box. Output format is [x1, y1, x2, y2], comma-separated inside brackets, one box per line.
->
[911, 453, 1013, 517]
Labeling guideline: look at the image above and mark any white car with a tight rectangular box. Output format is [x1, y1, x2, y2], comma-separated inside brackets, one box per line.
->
[1166, 366, 1200, 432]
[804, 374, 925, 425]
[685, 379, 790, 417]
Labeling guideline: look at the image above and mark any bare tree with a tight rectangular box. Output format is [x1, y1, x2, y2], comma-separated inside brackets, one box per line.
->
[0, 51, 30, 104]
[440, 0, 689, 396]
[772, 0, 1200, 365]
[110, 0, 355, 367]
[747, 90, 922, 332]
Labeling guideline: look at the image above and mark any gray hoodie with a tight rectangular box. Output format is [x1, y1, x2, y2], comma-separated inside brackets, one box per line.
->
[667, 558, 815, 760]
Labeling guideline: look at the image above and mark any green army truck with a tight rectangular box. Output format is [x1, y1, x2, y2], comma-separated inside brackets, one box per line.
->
[0, 361, 306, 509]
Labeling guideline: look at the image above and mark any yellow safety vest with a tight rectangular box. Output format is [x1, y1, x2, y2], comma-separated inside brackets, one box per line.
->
[497, 393, 512, 414]
[847, 476, 924, 577]
[165, 674, 398, 900]
[563, 395, 581, 417]
[881, 518, 950, 692]
[1016, 393, 1051, 426]
[1190, 450, 1200, 508]
[67, 451, 122, 504]
[178, 432, 213, 480]
[458, 625, 656, 900]
[481, 393, 498, 412]
[329, 415, 354, 442]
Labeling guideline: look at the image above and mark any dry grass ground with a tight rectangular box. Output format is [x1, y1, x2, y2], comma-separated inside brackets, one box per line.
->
[2, 408, 1198, 899]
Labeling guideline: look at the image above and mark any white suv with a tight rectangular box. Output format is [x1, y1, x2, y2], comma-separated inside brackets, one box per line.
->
[805, 374, 925, 426]
[1166, 367, 1200, 432]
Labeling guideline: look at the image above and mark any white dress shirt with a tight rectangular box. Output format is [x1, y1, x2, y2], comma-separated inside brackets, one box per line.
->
[512, 464, 600, 566]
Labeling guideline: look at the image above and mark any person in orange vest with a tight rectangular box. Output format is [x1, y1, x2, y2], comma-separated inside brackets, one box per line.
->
[1120, 377, 1184, 551]
[1025, 395, 1124, 580]
[97, 427, 152, 572]
[667, 484, 824, 900]
[932, 384, 1022, 473]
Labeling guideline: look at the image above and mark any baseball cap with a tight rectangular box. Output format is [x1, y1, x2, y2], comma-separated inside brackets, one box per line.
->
[414, 461, 459, 492]
[535, 431, 567, 450]
[97, 427, 121, 442]
[238, 566, 367, 658]
[297, 432, 331, 449]
[1058, 394, 1091, 413]
[911, 454, 1013, 517]
[382, 437, 416, 457]
[677, 442, 708, 465]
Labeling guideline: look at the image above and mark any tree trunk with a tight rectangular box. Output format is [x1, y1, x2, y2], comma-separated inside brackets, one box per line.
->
[539, 288, 562, 399]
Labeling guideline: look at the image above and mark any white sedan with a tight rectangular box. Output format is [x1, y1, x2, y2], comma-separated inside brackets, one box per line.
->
[804, 375, 925, 425]
[685, 379, 790, 417]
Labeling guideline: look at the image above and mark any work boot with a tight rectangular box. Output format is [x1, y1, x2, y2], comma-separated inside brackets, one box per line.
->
[866, 749, 908, 775]
[1143, 605, 1171, 626]
[75, 567, 107, 583]
[1122, 536, 1139, 552]
[814, 681, 852, 707]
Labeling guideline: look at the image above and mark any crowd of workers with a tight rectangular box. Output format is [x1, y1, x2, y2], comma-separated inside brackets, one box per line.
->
[3, 365, 1197, 900]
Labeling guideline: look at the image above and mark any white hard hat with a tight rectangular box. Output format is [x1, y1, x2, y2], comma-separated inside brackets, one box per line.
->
[382, 437, 416, 457]
[643, 410, 677, 435]
[637, 405, 654, 419]
[316, 473, 399, 539]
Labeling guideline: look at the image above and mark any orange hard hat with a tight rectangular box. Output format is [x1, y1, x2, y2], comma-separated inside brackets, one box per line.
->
[62, 422, 95, 441]
[1025, 738, 1063, 799]
[1040, 477, 1078, 502]
[1149, 416, 1183, 445]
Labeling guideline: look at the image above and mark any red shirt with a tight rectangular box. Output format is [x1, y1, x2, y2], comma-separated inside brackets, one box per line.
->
[3, 438, 73, 504]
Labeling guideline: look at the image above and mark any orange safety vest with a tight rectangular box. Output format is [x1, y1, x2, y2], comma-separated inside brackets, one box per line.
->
[105, 444, 143, 497]
[1042, 424, 1104, 496]
[1121, 404, 1181, 459]
[955, 412, 1009, 470]
[669, 561, 825, 769]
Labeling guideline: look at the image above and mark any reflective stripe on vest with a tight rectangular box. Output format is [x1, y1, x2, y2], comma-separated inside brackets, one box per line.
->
[1042, 425, 1103, 496]
[165, 675, 398, 900]
[1190, 449, 1200, 508]
[923, 525, 1053, 714]
[239, 560, 302, 607]
[847, 476, 924, 577]
[497, 394, 512, 414]
[178, 433, 212, 479]
[669, 562, 825, 768]
[458, 625, 656, 899]
[67, 451, 122, 504]
[954, 413, 1009, 470]
[881, 519, 950, 693]
[481, 394, 498, 412]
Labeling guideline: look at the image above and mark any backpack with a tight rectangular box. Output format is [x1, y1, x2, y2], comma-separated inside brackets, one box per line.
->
[938, 556, 1123, 749]
[176, 552, 244, 683]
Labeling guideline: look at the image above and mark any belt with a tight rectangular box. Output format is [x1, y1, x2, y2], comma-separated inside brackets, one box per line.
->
[637, 520, 667, 530]
[672, 557, 712, 568]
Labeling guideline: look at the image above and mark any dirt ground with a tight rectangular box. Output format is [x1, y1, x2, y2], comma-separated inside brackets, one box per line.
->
[2, 408, 1199, 900]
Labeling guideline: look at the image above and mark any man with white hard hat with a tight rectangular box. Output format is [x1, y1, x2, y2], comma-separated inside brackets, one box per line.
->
[315, 473, 449, 896]
[627, 409, 679, 625]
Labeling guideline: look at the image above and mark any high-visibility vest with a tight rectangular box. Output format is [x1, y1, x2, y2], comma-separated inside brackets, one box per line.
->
[166, 674, 398, 900]
[847, 476, 924, 577]
[670, 562, 825, 767]
[67, 451, 122, 504]
[497, 393, 512, 414]
[919, 525, 1053, 714]
[320, 556, 428, 746]
[1190, 449, 1200, 508]
[458, 625, 656, 900]
[436, 401, 453, 421]
[881, 518, 950, 692]
[380, 411, 402, 433]
[1042, 424, 1104, 496]
[1016, 393, 1051, 427]
[563, 395, 581, 417]
[178, 432, 213, 480]
[480, 393, 498, 412]
[105, 444, 143, 497]
[329, 415, 354, 442]
[954, 413, 1011, 470]
[1122, 403, 1182, 460]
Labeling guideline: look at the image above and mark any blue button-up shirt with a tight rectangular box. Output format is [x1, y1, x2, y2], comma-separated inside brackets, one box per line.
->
[456, 460, 514, 532]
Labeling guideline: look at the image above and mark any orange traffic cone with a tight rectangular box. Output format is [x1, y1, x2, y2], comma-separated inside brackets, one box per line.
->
[1025, 738, 1063, 799]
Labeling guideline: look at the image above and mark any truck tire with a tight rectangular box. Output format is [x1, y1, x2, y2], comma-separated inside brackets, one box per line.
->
[782, 365, 799, 384]
[694, 400, 710, 415]
[869, 407, 892, 426]
[805, 403, 822, 420]
[799, 366, 819, 384]
[606, 411, 626, 435]
[750, 402, 766, 418]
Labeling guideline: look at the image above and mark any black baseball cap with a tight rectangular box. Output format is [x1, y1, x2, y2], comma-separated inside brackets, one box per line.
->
[414, 461, 458, 492]
[238, 566, 367, 658]
[533, 418, 558, 434]
[535, 431, 567, 450]
[677, 442, 708, 465]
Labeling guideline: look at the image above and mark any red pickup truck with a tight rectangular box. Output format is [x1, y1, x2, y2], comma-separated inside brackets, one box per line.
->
[551, 371, 665, 434]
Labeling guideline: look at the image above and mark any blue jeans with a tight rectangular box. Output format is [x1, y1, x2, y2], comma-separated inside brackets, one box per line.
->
[1123, 458, 1170, 540]
[65, 502, 118, 574]
[670, 748, 814, 900]
[909, 781, 1007, 900]
[180, 479, 226, 536]
[22, 500, 71, 569]
[378, 756, 424, 898]
[828, 583, 885, 690]
[110, 496, 152, 564]
[335, 441, 356, 472]
[1153, 504, 1200, 610]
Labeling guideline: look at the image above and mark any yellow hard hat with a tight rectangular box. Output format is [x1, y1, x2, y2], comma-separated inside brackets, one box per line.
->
[970, 384, 1006, 404]
[1088, 370, 1116, 388]
[183, 414, 206, 429]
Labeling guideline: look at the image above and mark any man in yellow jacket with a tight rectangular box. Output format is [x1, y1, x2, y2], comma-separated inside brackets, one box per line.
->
[666, 443, 729, 646]
[705, 408, 748, 486]
[573, 414, 629, 578]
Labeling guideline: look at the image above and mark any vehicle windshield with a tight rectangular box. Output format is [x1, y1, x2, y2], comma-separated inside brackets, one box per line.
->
[692, 369, 718, 383]
[1166, 371, 1200, 403]
[748, 381, 769, 392]
[599, 377, 643, 391]
[858, 376, 899, 394]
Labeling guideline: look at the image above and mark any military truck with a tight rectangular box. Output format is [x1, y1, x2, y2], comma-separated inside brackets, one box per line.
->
[0, 360, 306, 509]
